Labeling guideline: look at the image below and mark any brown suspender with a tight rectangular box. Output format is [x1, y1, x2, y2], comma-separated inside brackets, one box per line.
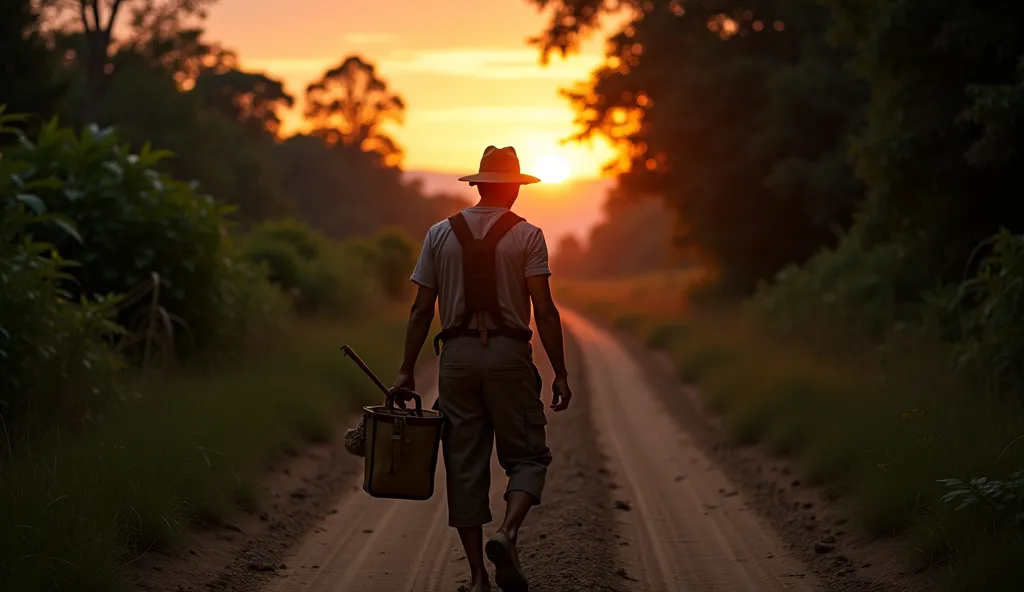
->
[434, 211, 533, 353]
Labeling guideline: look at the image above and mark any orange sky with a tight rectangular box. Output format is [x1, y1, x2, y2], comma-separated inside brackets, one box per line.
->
[204, 0, 619, 181]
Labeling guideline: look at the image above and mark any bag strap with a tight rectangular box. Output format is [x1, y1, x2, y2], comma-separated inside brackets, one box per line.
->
[444, 210, 526, 342]
[482, 211, 524, 246]
[447, 212, 474, 245]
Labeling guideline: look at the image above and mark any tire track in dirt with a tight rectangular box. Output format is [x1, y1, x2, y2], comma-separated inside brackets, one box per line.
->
[261, 312, 818, 591]
[563, 309, 820, 592]
[259, 330, 619, 592]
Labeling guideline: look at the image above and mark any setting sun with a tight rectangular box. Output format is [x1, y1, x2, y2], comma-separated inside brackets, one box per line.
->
[533, 153, 572, 183]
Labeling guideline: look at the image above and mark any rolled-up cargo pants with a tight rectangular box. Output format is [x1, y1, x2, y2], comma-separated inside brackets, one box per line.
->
[437, 335, 552, 528]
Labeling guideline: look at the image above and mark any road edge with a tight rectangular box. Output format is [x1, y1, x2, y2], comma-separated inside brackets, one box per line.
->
[568, 308, 938, 592]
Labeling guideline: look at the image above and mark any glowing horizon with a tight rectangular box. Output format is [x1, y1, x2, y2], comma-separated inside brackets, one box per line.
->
[205, 0, 619, 181]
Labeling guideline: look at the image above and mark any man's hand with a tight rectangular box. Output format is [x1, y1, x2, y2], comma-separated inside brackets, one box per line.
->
[550, 376, 573, 412]
[392, 371, 416, 405]
[394, 370, 416, 391]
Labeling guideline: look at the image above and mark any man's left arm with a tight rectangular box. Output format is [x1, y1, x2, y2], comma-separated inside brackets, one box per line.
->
[394, 285, 438, 392]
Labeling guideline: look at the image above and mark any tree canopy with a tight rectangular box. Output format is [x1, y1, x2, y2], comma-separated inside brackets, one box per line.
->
[305, 55, 406, 166]
[530, 0, 865, 290]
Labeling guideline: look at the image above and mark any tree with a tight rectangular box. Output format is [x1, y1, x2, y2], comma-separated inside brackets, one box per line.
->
[304, 55, 405, 165]
[0, 0, 65, 121]
[530, 0, 865, 291]
[194, 68, 294, 136]
[96, 44, 293, 223]
[35, 0, 216, 123]
[526, 0, 645, 61]
[275, 134, 465, 241]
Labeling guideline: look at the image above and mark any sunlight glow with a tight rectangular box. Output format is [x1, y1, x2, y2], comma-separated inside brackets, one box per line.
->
[532, 153, 572, 183]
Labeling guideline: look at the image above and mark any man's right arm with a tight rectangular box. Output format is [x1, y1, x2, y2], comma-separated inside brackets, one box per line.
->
[527, 275, 573, 412]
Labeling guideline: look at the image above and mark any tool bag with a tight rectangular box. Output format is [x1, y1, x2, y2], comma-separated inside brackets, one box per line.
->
[341, 345, 443, 501]
[361, 391, 443, 500]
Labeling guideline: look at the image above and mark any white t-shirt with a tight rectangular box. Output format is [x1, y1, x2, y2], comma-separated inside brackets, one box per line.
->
[410, 206, 551, 331]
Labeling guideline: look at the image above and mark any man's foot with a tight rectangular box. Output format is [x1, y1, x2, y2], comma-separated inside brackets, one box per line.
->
[485, 531, 528, 592]
[458, 576, 491, 592]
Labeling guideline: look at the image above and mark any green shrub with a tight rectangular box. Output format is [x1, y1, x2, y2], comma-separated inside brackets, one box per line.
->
[244, 236, 305, 291]
[945, 229, 1024, 395]
[749, 230, 927, 341]
[371, 228, 416, 300]
[0, 206, 125, 426]
[4, 120, 282, 356]
[0, 114, 125, 426]
[243, 219, 368, 316]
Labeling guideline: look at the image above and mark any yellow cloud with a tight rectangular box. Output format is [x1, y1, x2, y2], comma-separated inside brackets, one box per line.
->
[341, 32, 400, 45]
[380, 47, 601, 80]
[410, 106, 571, 124]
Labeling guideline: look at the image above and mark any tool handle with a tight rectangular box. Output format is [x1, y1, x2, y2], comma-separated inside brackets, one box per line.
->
[340, 345, 391, 397]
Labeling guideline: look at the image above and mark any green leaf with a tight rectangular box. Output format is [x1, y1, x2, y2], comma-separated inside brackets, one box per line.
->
[16, 193, 45, 214]
[51, 217, 83, 244]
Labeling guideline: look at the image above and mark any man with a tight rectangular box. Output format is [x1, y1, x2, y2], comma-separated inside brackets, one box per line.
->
[393, 145, 573, 592]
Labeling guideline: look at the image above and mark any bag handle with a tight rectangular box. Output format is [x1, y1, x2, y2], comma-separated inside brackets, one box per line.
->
[340, 345, 422, 416]
[387, 388, 424, 416]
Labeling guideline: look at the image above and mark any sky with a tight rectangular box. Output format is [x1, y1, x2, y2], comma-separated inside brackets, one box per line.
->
[204, 0, 619, 181]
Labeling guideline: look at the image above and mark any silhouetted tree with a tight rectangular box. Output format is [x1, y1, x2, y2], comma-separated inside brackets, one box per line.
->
[1, 0, 65, 121]
[529, 0, 865, 291]
[36, 0, 216, 123]
[194, 68, 294, 136]
[304, 55, 405, 165]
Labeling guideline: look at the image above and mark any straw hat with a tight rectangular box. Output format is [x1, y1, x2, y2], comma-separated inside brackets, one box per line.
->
[458, 145, 541, 186]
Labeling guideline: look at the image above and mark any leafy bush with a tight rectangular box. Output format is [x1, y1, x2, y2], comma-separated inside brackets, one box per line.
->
[4, 120, 283, 356]
[944, 229, 1024, 395]
[749, 228, 928, 341]
[243, 219, 367, 316]
[0, 121, 124, 424]
[370, 228, 416, 300]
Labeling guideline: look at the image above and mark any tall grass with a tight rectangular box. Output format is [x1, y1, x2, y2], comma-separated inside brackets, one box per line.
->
[0, 312, 407, 591]
[558, 274, 1024, 591]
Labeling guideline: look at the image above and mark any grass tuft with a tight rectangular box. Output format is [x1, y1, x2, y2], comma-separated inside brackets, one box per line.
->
[0, 313, 406, 591]
[558, 273, 1024, 591]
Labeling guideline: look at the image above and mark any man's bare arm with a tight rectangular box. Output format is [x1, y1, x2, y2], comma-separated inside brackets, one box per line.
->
[394, 285, 438, 392]
[527, 275, 573, 411]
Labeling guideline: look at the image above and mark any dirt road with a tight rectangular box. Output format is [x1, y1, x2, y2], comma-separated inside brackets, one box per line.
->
[263, 310, 819, 592]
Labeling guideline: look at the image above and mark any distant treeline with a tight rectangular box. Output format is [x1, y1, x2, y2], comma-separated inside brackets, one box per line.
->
[2, 0, 466, 241]
[551, 188, 686, 278]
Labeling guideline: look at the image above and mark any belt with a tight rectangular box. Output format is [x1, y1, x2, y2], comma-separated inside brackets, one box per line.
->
[432, 327, 533, 355]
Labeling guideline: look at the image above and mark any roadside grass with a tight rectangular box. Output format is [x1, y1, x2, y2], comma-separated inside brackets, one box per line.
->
[558, 274, 1024, 591]
[0, 311, 407, 591]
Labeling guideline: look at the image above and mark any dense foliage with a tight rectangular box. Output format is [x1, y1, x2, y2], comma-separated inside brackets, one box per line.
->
[530, 0, 865, 291]
[0, 154, 123, 422]
[5, 120, 283, 356]
[243, 218, 373, 316]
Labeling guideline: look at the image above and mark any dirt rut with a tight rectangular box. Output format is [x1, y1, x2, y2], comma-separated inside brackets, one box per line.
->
[262, 312, 818, 591]
[564, 310, 819, 591]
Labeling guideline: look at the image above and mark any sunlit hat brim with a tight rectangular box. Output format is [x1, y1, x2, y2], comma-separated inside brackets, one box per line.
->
[458, 172, 541, 185]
